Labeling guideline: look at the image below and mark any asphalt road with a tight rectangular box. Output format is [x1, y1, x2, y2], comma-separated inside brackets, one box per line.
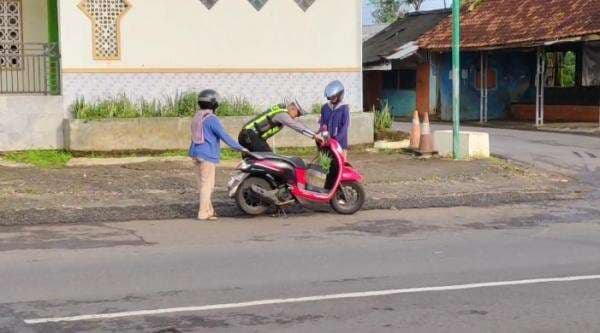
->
[2, 198, 600, 332]
[395, 122, 600, 178]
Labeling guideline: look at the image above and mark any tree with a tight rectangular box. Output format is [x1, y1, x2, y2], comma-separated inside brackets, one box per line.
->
[404, 0, 425, 11]
[368, 0, 426, 24]
[368, 0, 402, 24]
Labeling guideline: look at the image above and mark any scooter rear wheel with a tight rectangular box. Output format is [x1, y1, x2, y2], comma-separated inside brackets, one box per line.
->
[330, 182, 365, 215]
[236, 177, 272, 216]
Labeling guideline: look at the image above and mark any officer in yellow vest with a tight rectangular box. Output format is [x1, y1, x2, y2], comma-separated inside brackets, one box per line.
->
[238, 100, 318, 152]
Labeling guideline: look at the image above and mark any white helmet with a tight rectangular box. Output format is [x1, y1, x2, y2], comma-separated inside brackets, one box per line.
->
[324, 80, 345, 103]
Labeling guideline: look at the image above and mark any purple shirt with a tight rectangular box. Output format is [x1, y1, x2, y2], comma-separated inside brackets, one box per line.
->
[319, 103, 350, 149]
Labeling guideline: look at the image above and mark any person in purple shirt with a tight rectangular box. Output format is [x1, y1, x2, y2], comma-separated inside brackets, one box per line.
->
[319, 80, 350, 156]
[189, 89, 247, 221]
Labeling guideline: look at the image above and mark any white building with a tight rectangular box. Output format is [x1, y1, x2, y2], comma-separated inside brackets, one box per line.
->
[0, 0, 362, 151]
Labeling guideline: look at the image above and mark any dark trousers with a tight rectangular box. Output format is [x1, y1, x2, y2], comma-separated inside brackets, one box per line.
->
[238, 129, 272, 152]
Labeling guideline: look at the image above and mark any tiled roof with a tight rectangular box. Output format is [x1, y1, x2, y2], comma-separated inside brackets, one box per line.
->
[419, 0, 600, 51]
[363, 24, 389, 42]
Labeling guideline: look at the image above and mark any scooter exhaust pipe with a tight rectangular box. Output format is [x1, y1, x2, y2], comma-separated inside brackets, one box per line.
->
[250, 185, 293, 206]
[250, 184, 280, 204]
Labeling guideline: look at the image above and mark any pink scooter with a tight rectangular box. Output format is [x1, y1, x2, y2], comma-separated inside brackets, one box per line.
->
[228, 132, 365, 215]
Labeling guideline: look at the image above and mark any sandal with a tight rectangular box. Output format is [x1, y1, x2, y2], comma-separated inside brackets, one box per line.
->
[198, 216, 218, 221]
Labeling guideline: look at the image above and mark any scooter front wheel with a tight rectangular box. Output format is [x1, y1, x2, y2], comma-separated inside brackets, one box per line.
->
[235, 177, 272, 216]
[330, 182, 366, 215]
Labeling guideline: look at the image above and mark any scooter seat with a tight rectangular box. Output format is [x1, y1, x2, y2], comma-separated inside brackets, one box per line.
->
[259, 153, 307, 169]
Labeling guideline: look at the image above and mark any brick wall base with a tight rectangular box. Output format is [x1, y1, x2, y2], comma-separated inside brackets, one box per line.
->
[511, 104, 600, 122]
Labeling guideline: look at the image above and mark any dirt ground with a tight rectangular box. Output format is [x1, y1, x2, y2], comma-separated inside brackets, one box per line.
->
[0, 151, 584, 225]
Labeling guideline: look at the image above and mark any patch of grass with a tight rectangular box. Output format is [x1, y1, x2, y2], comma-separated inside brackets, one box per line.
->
[276, 146, 317, 156]
[4, 150, 72, 168]
[221, 149, 243, 161]
[158, 150, 188, 157]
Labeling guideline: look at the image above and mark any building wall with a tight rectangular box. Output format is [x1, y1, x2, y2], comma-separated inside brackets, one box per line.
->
[436, 51, 536, 121]
[22, 0, 48, 43]
[58, 0, 363, 112]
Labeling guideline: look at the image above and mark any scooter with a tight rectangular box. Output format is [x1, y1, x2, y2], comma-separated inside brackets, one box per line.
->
[227, 132, 365, 215]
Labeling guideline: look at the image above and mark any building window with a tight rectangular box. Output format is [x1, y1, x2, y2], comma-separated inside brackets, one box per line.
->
[545, 51, 576, 88]
[382, 71, 399, 90]
[382, 70, 417, 90]
[0, 0, 22, 69]
[398, 70, 416, 90]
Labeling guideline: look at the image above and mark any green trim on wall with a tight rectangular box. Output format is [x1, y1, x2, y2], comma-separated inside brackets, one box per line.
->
[47, 0, 60, 95]
[47, 0, 59, 43]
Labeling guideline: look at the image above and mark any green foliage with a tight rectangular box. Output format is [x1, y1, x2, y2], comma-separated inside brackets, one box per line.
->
[374, 102, 393, 132]
[216, 97, 256, 117]
[560, 51, 576, 88]
[4, 150, 72, 168]
[368, 0, 401, 23]
[311, 103, 323, 114]
[317, 151, 333, 174]
[368, 0, 426, 23]
[72, 93, 257, 120]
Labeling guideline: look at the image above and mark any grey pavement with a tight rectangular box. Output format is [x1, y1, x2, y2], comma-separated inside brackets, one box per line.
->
[2, 199, 600, 332]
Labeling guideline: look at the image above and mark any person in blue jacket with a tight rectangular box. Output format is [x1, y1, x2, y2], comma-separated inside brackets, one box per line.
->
[319, 80, 350, 156]
[189, 89, 247, 221]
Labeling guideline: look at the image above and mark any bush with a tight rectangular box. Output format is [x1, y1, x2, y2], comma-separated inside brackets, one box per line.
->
[216, 97, 256, 117]
[374, 102, 393, 132]
[71, 93, 257, 120]
[311, 103, 323, 114]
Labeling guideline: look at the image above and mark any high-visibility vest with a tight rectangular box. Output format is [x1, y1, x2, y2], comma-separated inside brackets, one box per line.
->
[243, 105, 288, 140]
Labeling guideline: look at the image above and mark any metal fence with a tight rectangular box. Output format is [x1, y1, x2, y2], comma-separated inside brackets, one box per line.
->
[0, 43, 61, 95]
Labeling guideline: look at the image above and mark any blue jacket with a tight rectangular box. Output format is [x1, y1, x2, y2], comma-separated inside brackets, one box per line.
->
[188, 115, 244, 164]
[319, 103, 350, 149]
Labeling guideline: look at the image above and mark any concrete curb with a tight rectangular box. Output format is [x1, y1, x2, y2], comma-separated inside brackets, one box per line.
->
[0, 190, 583, 226]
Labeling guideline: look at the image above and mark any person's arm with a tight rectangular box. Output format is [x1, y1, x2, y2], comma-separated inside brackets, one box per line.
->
[208, 116, 246, 151]
[337, 106, 350, 142]
[317, 105, 325, 133]
[273, 113, 316, 138]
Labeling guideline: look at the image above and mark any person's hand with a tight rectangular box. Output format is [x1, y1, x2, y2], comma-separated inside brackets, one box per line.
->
[313, 134, 323, 144]
[240, 148, 250, 154]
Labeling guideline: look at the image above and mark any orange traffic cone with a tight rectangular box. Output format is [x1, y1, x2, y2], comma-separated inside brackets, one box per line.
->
[418, 112, 436, 156]
[409, 110, 420, 150]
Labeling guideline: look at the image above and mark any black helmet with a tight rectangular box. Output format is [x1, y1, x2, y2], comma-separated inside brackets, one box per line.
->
[198, 89, 221, 111]
[324, 80, 345, 104]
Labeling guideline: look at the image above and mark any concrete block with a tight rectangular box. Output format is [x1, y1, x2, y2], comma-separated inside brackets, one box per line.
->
[65, 113, 374, 152]
[0, 96, 64, 151]
[433, 130, 490, 159]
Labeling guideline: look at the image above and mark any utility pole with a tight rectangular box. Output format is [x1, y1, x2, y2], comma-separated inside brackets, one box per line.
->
[452, 0, 461, 159]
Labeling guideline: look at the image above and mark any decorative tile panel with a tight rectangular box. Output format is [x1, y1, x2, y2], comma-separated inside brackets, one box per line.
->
[198, 0, 317, 12]
[199, 0, 219, 10]
[247, 0, 268, 11]
[0, 0, 22, 68]
[294, 0, 316, 11]
[62, 71, 362, 113]
[78, 0, 130, 60]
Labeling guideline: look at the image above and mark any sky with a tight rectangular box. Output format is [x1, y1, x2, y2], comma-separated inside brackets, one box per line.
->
[362, 0, 449, 25]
